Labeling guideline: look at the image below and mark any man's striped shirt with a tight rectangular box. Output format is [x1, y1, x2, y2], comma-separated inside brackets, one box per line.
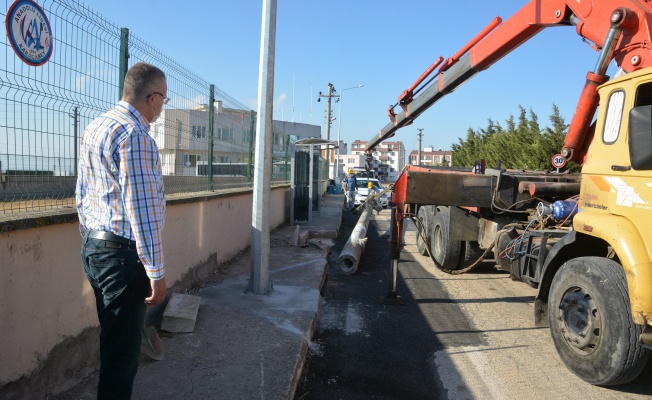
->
[76, 101, 166, 280]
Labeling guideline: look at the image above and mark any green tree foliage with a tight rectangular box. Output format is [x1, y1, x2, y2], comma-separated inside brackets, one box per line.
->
[451, 104, 581, 172]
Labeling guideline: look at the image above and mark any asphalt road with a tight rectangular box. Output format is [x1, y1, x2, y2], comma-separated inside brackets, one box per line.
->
[294, 209, 652, 400]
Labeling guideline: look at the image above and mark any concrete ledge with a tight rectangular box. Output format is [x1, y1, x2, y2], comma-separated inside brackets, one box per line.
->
[0, 184, 290, 233]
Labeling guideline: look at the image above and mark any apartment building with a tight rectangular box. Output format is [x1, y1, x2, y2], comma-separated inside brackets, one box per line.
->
[150, 102, 320, 176]
[350, 140, 405, 181]
[408, 146, 453, 166]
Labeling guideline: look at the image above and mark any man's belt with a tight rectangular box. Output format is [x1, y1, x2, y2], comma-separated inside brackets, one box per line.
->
[88, 230, 137, 249]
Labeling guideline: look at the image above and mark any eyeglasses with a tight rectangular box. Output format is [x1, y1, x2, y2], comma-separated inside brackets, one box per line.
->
[147, 92, 170, 104]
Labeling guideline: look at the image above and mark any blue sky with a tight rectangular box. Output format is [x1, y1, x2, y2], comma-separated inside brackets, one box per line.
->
[93, 0, 616, 157]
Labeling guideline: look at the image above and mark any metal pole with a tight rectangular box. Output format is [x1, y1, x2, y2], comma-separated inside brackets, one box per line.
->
[208, 85, 215, 190]
[118, 28, 129, 100]
[73, 107, 78, 176]
[248, 0, 277, 295]
[284, 135, 290, 181]
[335, 85, 363, 183]
[382, 206, 405, 305]
[325, 83, 333, 141]
[335, 95, 342, 183]
[308, 145, 314, 225]
[248, 110, 255, 181]
[417, 128, 423, 166]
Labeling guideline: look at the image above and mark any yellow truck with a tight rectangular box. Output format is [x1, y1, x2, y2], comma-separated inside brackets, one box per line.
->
[367, 0, 652, 386]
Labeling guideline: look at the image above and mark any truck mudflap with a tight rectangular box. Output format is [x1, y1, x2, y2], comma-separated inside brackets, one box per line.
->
[535, 231, 590, 326]
[643, 325, 652, 350]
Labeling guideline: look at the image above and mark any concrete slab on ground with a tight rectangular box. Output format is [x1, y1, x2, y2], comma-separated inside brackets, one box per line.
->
[161, 293, 201, 333]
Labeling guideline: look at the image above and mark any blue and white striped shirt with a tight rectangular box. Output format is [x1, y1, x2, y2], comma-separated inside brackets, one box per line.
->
[76, 101, 166, 280]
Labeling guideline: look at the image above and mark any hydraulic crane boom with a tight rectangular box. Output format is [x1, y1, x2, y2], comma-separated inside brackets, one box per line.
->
[365, 0, 652, 163]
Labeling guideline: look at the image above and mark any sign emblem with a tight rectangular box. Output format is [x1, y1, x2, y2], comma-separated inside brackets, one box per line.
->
[5, 0, 53, 66]
[552, 154, 567, 169]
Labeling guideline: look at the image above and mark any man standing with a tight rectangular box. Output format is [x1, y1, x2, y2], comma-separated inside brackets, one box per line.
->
[76, 62, 168, 399]
[345, 169, 358, 211]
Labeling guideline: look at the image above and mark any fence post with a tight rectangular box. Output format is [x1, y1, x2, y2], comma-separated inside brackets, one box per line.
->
[73, 107, 78, 176]
[248, 110, 255, 181]
[284, 135, 290, 181]
[208, 85, 215, 191]
[118, 28, 129, 100]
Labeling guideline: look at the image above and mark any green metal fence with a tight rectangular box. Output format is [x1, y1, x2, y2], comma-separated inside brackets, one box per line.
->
[1, 0, 293, 217]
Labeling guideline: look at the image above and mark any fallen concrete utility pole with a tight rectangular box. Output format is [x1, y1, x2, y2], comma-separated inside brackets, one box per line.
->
[336, 186, 392, 275]
[337, 201, 373, 275]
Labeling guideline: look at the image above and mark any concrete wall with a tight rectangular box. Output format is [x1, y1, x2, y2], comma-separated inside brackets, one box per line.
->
[0, 186, 290, 397]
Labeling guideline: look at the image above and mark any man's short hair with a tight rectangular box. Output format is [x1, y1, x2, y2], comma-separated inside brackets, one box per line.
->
[122, 62, 166, 100]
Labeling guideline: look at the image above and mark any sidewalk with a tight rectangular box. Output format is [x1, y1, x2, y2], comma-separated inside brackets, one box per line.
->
[56, 194, 345, 400]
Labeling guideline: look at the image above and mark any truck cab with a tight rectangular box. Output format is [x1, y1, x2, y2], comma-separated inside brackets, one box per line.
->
[572, 69, 652, 327]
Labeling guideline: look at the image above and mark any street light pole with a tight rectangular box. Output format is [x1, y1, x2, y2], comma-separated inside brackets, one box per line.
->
[335, 84, 364, 184]
[417, 128, 423, 166]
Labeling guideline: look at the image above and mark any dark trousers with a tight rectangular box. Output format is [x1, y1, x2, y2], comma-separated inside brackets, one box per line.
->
[82, 231, 150, 400]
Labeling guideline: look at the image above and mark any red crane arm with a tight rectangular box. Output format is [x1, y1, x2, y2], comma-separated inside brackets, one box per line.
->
[366, 0, 652, 163]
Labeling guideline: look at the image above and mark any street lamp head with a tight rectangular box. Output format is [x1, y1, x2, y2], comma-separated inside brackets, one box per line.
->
[342, 84, 365, 92]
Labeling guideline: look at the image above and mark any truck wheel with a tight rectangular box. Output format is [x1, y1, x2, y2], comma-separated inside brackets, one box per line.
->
[416, 207, 431, 256]
[457, 241, 483, 269]
[548, 257, 649, 385]
[430, 209, 461, 270]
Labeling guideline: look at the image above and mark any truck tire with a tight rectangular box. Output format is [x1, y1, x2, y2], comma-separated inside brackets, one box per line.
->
[430, 208, 461, 270]
[548, 257, 649, 385]
[416, 206, 431, 256]
[457, 241, 483, 269]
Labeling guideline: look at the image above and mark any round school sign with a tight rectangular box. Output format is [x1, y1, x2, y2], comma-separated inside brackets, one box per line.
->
[5, 0, 53, 66]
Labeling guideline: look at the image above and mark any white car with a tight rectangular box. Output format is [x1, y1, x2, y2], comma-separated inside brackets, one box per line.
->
[354, 178, 389, 208]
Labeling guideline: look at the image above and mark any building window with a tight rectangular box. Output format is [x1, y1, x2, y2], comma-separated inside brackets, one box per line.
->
[348, 158, 355, 163]
[218, 128, 234, 140]
[183, 154, 201, 167]
[192, 125, 206, 138]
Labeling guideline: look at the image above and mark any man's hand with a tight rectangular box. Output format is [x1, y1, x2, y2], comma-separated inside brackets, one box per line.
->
[145, 277, 166, 306]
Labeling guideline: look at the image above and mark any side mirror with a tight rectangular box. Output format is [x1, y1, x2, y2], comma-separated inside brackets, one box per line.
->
[628, 105, 652, 170]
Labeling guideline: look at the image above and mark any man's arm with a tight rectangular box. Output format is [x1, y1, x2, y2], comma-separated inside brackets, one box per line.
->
[119, 131, 166, 281]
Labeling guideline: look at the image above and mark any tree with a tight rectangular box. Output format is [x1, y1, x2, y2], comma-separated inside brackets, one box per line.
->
[451, 103, 577, 171]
